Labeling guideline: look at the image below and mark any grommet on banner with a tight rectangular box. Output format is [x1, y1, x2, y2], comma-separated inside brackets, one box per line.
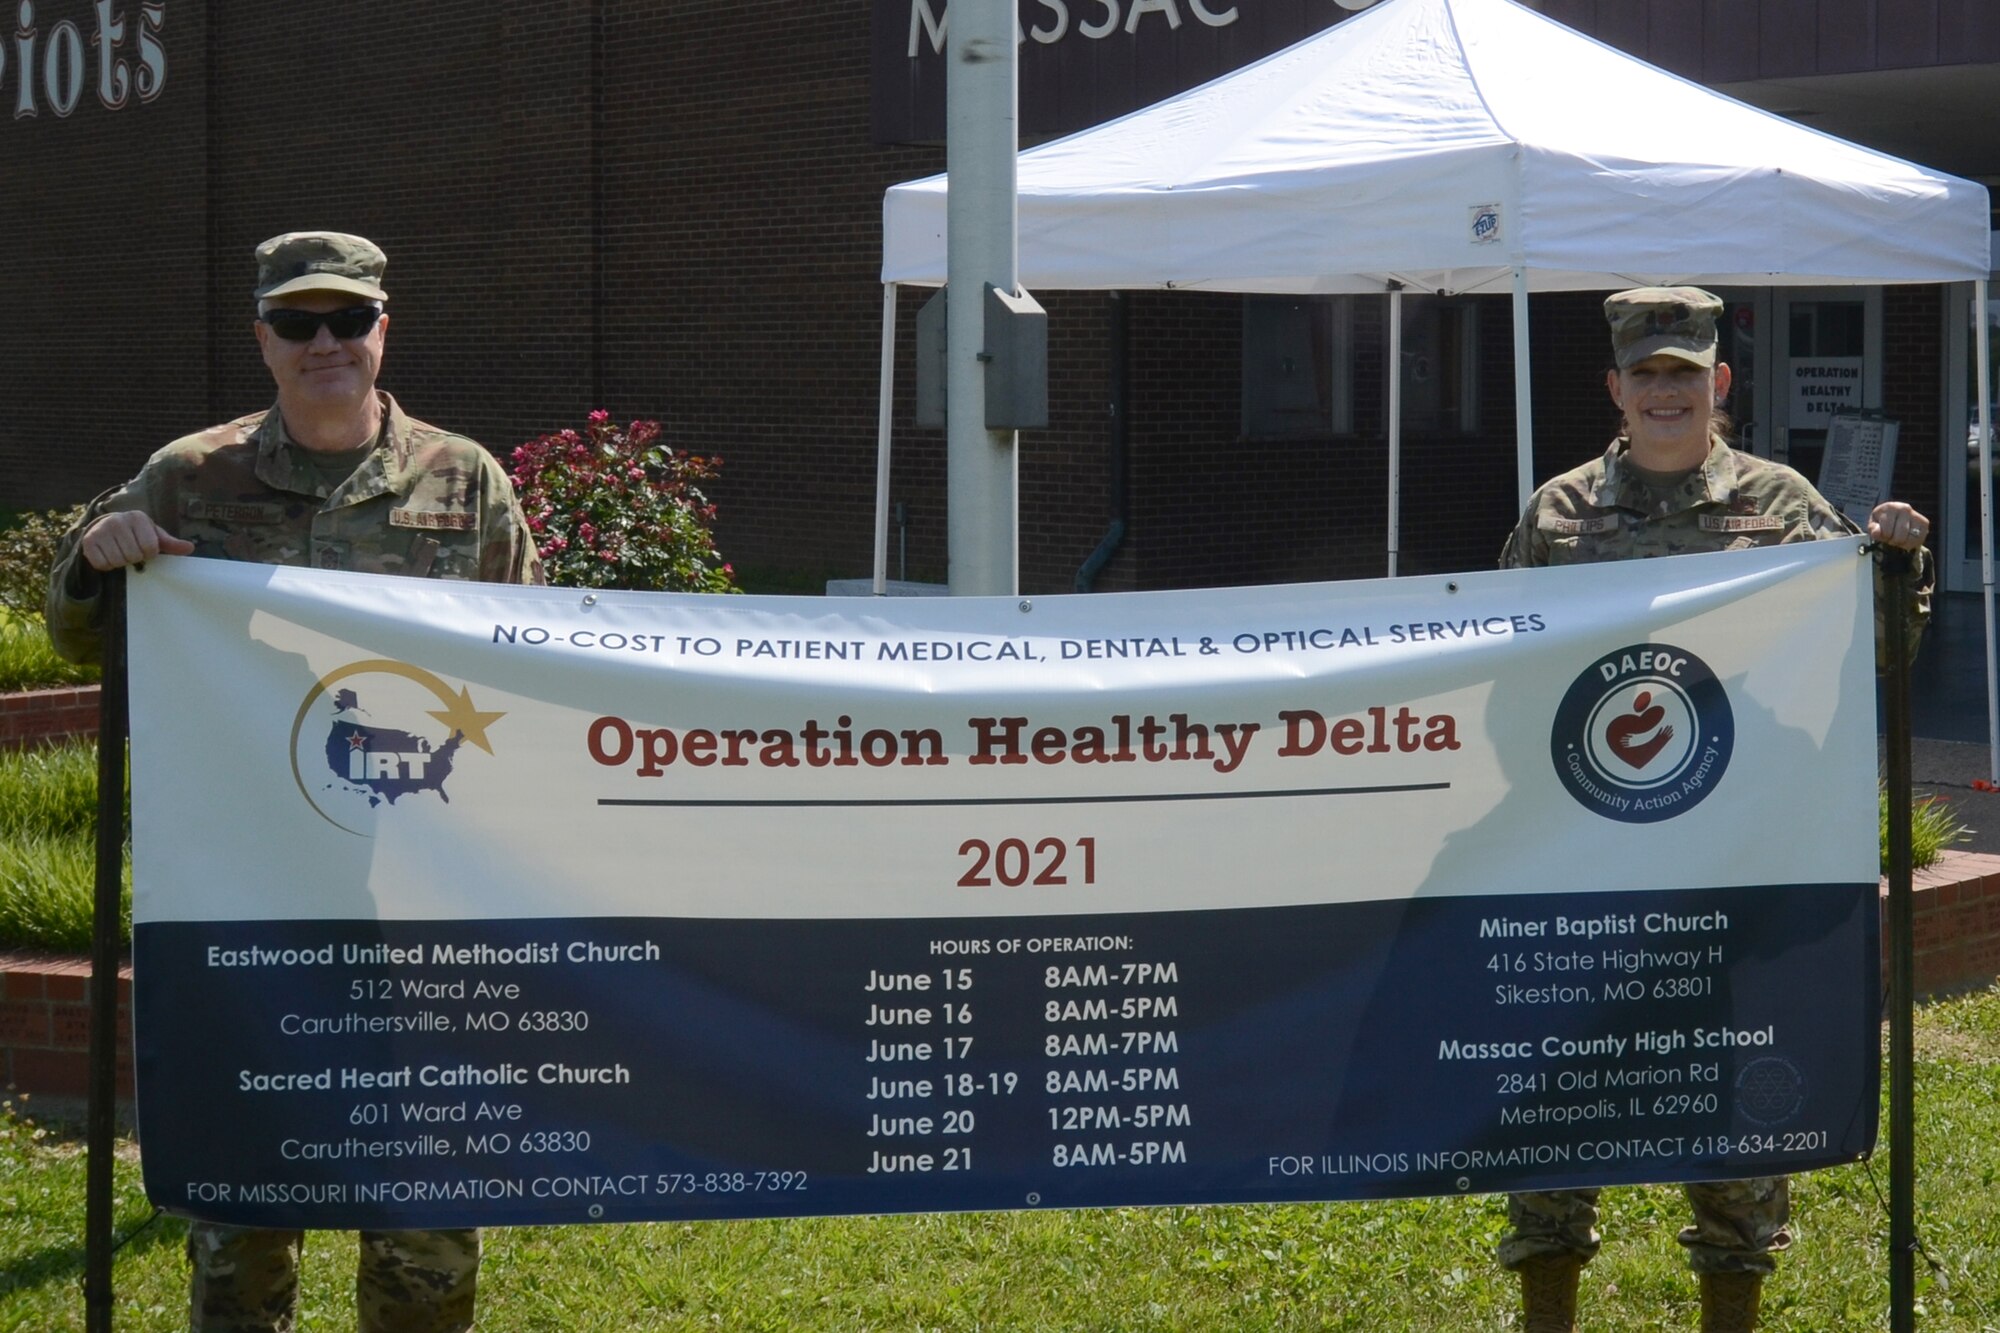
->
[1019, 599, 1033, 613]
[1457, 1177, 1471, 1191]
[1026, 1192, 1041, 1205]
[589, 1204, 604, 1219]
[582, 593, 598, 607]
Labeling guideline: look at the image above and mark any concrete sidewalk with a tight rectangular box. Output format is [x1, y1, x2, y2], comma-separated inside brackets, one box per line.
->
[1895, 590, 1998, 855]
[1906, 738, 2000, 856]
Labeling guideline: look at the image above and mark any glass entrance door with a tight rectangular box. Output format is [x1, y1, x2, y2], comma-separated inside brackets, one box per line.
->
[1771, 290, 1881, 483]
[1713, 290, 1763, 455]
[1946, 284, 2000, 593]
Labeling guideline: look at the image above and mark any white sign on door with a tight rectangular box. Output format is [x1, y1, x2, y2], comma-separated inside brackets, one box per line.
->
[1789, 357, 1864, 427]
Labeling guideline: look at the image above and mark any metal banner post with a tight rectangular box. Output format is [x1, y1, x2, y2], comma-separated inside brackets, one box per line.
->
[86, 569, 127, 1333]
[1880, 548, 1915, 1333]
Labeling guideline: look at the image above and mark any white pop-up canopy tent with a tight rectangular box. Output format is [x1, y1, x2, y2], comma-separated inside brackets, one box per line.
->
[875, 0, 1995, 768]
[883, 0, 1990, 293]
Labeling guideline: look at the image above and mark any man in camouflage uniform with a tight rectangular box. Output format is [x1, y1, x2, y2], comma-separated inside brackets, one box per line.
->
[47, 231, 543, 1332]
[1496, 287, 1932, 1333]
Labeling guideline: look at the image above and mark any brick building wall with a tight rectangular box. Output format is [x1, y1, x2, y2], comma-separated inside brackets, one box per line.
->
[0, 0, 207, 515]
[0, 1, 1956, 598]
[1883, 284, 1948, 551]
[1527, 291, 1623, 482]
[1534, 0, 2000, 84]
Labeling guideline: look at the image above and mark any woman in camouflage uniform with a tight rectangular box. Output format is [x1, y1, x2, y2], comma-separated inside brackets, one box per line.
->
[1496, 287, 1931, 1333]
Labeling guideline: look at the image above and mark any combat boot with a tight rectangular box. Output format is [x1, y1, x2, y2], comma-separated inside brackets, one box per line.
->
[1517, 1253, 1582, 1333]
[1698, 1271, 1763, 1332]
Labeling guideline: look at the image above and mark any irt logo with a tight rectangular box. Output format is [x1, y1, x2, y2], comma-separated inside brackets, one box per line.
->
[344, 733, 438, 783]
[288, 659, 507, 836]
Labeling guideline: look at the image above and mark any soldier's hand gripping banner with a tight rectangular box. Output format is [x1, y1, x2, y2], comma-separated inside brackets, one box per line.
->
[127, 541, 1882, 1229]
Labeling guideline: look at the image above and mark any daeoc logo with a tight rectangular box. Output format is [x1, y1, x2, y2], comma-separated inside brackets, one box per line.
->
[287, 659, 506, 836]
[1550, 644, 1732, 823]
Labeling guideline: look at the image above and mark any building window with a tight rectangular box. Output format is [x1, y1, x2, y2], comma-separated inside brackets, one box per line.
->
[1399, 296, 1479, 435]
[1242, 295, 1353, 437]
[1243, 294, 1479, 438]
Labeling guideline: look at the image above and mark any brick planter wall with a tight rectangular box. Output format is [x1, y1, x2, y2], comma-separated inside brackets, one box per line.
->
[3, 853, 1997, 1123]
[1896, 851, 2000, 997]
[0, 949, 131, 1124]
[0, 685, 101, 751]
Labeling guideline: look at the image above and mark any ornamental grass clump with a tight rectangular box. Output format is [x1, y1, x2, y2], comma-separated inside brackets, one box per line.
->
[1880, 786, 1971, 874]
[508, 411, 737, 594]
[0, 741, 128, 951]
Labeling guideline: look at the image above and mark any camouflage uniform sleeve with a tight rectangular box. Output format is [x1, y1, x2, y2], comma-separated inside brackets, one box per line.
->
[1498, 493, 1551, 570]
[473, 449, 546, 588]
[1796, 485, 1932, 668]
[1872, 543, 1932, 670]
[43, 460, 179, 665]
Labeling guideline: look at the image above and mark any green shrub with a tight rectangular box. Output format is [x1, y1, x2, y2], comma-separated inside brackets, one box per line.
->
[0, 507, 99, 690]
[0, 505, 82, 620]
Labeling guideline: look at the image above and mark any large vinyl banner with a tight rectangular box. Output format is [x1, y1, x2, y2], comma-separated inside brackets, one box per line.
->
[128, 542, 1882, 1230]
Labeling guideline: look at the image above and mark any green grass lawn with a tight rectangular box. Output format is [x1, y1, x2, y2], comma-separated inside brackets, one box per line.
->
[4, 985, 1998, 1331]
[0, 611, 96, 693]
[0, 742, 128, 953]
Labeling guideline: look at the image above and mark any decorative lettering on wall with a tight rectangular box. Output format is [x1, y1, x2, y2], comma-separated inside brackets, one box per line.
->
[5, 0, 161, 120]
[908, 0, 1238, 59]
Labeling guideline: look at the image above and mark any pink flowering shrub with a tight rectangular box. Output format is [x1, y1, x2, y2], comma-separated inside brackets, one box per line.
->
[508, 411, 737, 594]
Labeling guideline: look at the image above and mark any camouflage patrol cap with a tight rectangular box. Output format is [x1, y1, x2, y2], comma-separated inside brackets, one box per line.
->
[1604, 286, 1721, 370]
[254, 232, 389, 303]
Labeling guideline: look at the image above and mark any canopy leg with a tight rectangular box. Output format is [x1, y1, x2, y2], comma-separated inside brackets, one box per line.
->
[874, 284, 898, 596]
[1513, 267, 1535, 508]
[1975, 278, 1995, 781]
[1387, 283, 1403, 578]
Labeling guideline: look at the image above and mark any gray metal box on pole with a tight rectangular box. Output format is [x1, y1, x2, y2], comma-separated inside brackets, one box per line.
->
[916, 285, 1047, 432]
[983, 283, 1048, 430]
[914, 288, 949, 429]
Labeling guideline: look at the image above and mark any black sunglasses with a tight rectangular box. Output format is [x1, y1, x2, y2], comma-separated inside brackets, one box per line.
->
[259, 306, 382, 342]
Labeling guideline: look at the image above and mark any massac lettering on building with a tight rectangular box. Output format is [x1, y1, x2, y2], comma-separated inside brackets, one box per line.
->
[905, 0, 1244, 57]
[873, 0, 1341, 142]
[3, 0, 164, 119]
